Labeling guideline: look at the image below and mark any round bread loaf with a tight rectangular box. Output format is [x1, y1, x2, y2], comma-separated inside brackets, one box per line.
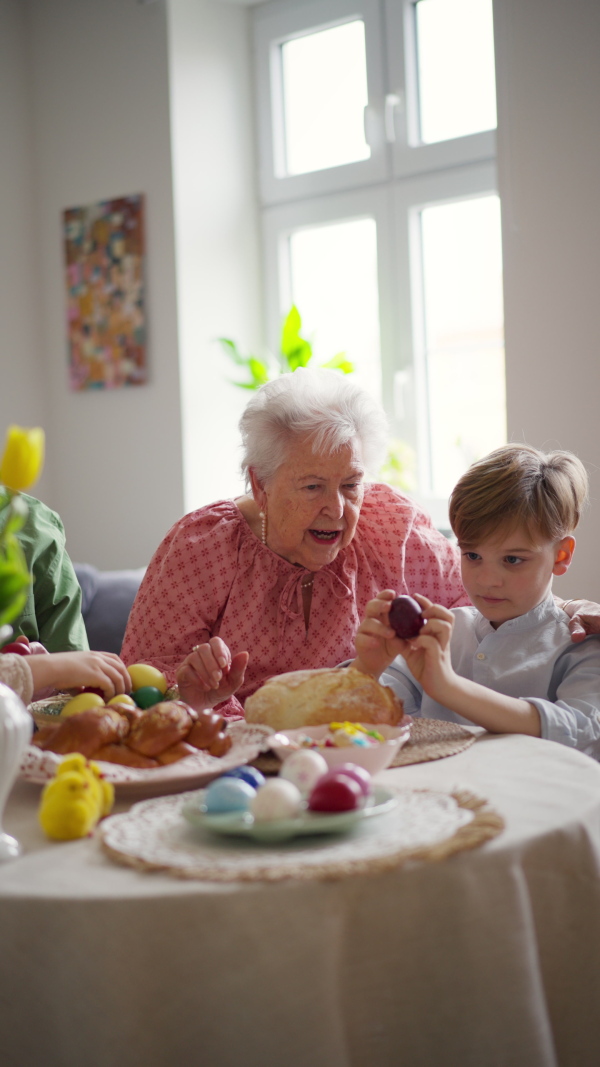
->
[244, 667, 404, 730]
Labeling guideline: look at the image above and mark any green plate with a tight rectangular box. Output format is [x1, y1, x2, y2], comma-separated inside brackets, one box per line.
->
[182, 784, 398, 843]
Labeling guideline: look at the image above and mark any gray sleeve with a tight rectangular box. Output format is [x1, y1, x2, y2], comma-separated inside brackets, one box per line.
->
[524, 638, 600, 760]
[379, 659, 424, 717]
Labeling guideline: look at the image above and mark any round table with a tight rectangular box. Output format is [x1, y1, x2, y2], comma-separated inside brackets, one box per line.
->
[2, 733, 600, 1067]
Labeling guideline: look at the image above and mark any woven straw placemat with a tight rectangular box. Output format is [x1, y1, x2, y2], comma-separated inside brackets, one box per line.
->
[100, 785, 503, 883]
[389, 718, 476, 766]
[251, 718, 476, 775]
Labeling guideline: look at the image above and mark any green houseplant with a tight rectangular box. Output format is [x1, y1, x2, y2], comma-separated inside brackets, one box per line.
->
[218, 306, 415, 490]
[218, 305, 354, 389]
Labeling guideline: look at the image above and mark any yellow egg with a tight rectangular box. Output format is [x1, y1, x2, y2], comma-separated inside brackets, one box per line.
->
[61, 692, 106, 717]
[107, 694, 136, 707]
[127, 663, 168, 694]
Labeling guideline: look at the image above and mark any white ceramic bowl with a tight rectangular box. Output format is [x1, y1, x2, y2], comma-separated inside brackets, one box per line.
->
[269, 723, 412, 776]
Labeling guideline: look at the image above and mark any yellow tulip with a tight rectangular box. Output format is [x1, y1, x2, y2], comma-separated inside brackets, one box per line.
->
[0, 426, 45, 492]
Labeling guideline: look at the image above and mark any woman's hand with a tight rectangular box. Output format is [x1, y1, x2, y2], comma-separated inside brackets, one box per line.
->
[558, 598, 600, 643]
[176, 638, 249, 711]
[28, 650, 131, 699]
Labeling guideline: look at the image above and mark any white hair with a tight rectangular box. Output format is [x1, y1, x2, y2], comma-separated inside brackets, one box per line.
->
[239, 368, 389, 487]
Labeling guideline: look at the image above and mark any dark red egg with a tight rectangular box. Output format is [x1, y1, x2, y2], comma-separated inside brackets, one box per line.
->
[1, 641, 32, 656]
[308, 772, 362, 813]
[389, 596, 424, 640]
[321, 763, 372, 797]
[81, 687, 106, 698]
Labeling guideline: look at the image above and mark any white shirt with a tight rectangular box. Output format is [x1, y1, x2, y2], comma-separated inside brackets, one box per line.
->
[380, 597, 600, 761]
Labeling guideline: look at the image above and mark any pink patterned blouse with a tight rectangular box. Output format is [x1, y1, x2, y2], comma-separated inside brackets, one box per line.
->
[121, 483, 467, 718]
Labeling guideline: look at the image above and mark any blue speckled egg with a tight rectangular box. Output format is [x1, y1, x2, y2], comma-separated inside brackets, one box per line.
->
[204, 777, 257, 813]
[221, 766, 266, 790]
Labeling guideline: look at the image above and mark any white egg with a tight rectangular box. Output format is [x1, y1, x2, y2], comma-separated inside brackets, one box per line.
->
[280, 749, 329, 798]
[250, 779, 302, 822]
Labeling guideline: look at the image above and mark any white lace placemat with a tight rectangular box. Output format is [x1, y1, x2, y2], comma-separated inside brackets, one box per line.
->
[20, 721, 274, 797]
[99, 786, 504, 882]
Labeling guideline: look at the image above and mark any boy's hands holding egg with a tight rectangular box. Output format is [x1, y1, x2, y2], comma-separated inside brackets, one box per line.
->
[391, 596, 456, 701]
[352, 590, 409, 679]
[352, 591, 456, 702]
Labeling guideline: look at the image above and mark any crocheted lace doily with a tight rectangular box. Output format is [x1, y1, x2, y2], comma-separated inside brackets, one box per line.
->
[99, 786, 504, 882]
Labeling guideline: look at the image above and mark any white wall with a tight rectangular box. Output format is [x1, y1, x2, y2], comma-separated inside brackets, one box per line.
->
[26, 0, 184, 569]
[495, 0, 600, 599]
[167, 0, 262, 511]
[0, 0, 48, 497]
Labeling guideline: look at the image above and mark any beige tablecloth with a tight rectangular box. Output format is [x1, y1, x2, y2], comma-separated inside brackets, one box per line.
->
[2, 733, 600, 1067]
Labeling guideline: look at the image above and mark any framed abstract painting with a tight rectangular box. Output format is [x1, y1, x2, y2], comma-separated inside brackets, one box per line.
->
[63, 194, 147, 390]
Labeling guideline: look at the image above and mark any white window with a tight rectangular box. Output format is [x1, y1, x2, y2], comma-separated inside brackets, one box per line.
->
[254, 0, 504, 523]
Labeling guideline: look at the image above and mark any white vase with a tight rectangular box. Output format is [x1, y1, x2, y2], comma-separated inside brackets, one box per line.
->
[0, 681, 33, 861]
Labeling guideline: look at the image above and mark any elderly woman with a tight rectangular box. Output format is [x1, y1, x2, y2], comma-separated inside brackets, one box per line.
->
[121, 369, 590, 717]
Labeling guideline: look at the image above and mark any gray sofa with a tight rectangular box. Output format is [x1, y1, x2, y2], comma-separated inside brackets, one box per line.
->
[74, 563, 145, 654]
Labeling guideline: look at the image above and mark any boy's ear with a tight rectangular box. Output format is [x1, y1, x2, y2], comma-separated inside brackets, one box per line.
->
[553, 536, 576, 576]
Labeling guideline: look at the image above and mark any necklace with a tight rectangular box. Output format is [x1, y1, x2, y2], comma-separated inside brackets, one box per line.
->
[301, 575, 314, 589]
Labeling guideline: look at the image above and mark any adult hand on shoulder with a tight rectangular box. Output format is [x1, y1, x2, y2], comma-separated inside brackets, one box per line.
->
[176, 637, 249, 711]
[559, 598, 600, 643]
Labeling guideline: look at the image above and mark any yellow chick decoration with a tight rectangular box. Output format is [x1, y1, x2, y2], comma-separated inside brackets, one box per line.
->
[39, 754, 114, 841]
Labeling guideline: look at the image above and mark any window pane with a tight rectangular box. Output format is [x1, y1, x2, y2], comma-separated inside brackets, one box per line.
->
[289, 218, 381, 399]
[419, 195, 505, 498]
[281, 21, 370, 175]
[415, 0, 497, 144]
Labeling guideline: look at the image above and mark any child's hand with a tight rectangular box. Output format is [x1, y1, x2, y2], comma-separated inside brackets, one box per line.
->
[398, 595, 455, 699]
[28, 650, 132, 700]
[352, 590, 411, 678]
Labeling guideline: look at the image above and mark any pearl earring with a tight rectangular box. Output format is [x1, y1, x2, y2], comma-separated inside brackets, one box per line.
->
[259, 510, 267, 546]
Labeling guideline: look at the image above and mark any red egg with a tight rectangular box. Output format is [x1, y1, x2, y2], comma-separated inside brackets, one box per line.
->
[389, 596, 424, 639]
[322, 763, 372, 797]
[1, 641, 32, 656]
[81, 687, 106, 698]
[308, 773, 362, 813]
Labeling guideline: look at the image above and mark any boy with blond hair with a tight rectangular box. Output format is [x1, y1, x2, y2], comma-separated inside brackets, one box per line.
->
[352, 445, 600, 759]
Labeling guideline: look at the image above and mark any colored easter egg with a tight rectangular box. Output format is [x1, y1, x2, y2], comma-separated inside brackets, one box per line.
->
[308, 773, 362, 813]
[204, 777, 256, 813]
[1, 640, 32, 656]
[132, 686, 164, 709]
[107, 694, 136, 708]
[280, 749, 329, 798]
[127, 663, 168, 694]
[250, 780, 302, 822]
[389, 596, 424, 640]
[221, 766, 266, 790]
[61, 692, 106, 717]
[321, 763, 372, 797]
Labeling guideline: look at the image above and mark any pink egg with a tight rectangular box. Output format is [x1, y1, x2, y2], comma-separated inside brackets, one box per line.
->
[322, 763, 372, 797]
[308, 773, 362, 813]
[250, 779, 302, 822]
[280, 749, 329, 798]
